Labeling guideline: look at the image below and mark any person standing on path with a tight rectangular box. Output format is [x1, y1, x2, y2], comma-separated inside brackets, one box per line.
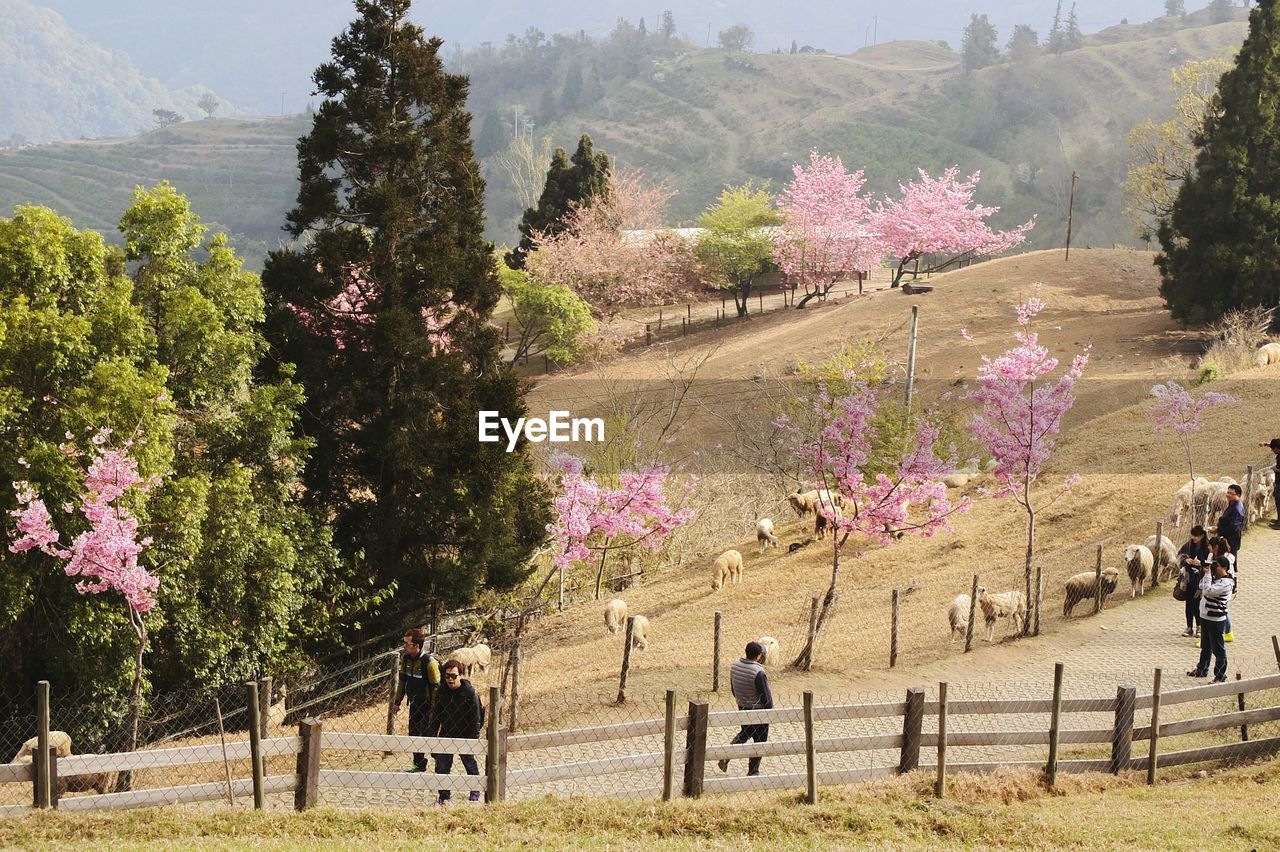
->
[391, 627, 440, 772]
[1217, 484, 1245, 565]
[1261, 438, 1280, 527]
[428, 659, 483, 805]
[1177, 525, 1209, 637]
[718, 641, 773, 777]
[1188, 557, 1233, 683]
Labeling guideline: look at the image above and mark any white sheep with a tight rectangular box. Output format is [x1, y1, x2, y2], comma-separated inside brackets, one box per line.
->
[1169, 477, 1210, 527]
[947, 594, 970, 642]
[976, 586, 1027, 642]
[629, 615, 650, 650]
[1124, 544, 1155, 598]
[267, 683, 289, 731]
[786, 488, 843, 518]
[814, 504, 842, 540]
[1063, 567, 1120, 617]
[1197, 480, 1230, 526]
[757, 635, 781, 666]
[755, 518, 779, 553]
[943, 459, 981, 488]
[1254, 341, 1280, 367]
[710, 549, 744, 591]
[1249, 475, 1274, 524]
[10, 731, 112, 795]
[1144, 534, 1179, 582]
[450, 643, 491, 675]
[604, 598, 628, 634]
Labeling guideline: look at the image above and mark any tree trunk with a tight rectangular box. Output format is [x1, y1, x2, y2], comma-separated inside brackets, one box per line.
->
[891, 255, 913, 288]
[1023, 508, 1035, 637]
[114, 614, 146, 793]
[735, 280, 751, 317]
[791, 537, 841, 668]
[593, 547, 610, 600]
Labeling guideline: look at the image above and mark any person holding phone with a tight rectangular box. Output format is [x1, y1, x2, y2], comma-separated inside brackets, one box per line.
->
[1177, 525, 1209, 637]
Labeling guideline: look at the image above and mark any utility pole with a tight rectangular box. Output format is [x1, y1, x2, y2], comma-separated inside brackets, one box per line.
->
[873, 15, 878, 45]
[1064, 170, 1079, 261]
[280, 92, 286, 116]
[706, 22, 711, 47]
[905, 305, 919, 413]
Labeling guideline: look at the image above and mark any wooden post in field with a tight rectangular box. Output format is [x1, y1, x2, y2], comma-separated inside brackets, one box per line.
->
[663, 689, 677, 801]
[617, 616, 635, 704]
[558, 566, 564, 611]
[1111, 685, 1135, 775]
[295, 718, 321, 811]
[258, 676, 272, 738]
[899, 687, 924, 773]
[246, 681, 265, 809]
[935, 682, 948, 798]
[1046, 662, 1064, 787]
[964, 574, 979, 652]
[384, 655, 399, 739]
[645, 323, 652, 346]
[1273, 634, 1280, 670]
[215, 697, 235, 805]
[905, 305, 919, 413]
[805, 596, 820, 671]
[1093, 545, 1105, 614]
[1034, 566, 1044, 636]
[657, 308, 663, 331]
[688, 303, 692, 324]
[46, 748, 58, 810]
[712, 611, 722, 692]
[1236, 672, 1249, 742]
[758, 292, 764, 313]
[890, 589, 900, 668]
[1064, 170, 1079, 261]
[1152, 522, 1165, 587]
[682, 701, 709, 797]
[507, 640, 522, 733]
[486, 686, 502, 803]
[803, 691, 817, 804]
[1148, 669, 1162, 785]
[682, 317, 687, 335]
[35, 680, 50, 809]
[1244, 466, 1255, 531]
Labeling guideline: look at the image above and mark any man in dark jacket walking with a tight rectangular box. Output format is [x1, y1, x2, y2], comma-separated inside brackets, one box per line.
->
[717, 641, 773, 777]
[428, 658, 484, 804]
[392, 627, 440, 772]
[1217, 484, 1246, 567]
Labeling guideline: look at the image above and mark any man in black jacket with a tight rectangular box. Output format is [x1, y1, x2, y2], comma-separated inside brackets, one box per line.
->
[428, 659, 483, 805]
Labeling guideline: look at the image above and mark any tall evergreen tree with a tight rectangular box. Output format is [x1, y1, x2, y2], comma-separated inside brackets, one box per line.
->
[475, 110, 507, 158]
[561, 60, 584, 111]
[659, 11, 677, 39]
[505, 133, 610, 269]
[1047, 0, 1067, 54]
[261, 0, 549, 617]
[961, 14, 1000, 71]
[1007, 24, 1040, 63]
[1157, 0, 1280, 326]
[1064, 3, 1085, 51]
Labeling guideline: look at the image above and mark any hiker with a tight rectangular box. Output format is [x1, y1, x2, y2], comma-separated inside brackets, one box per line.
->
[717, 641, 773, 777]
[1262, 438, 1280, 527]
[1177, 525, 1209, 637]
[392, 627, 440, 772]
[428, 658, 484, 805]
[1188, 556, 1233, 683]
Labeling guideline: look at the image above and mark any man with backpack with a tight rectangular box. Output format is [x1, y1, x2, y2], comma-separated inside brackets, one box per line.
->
[392, 627, 440, 772]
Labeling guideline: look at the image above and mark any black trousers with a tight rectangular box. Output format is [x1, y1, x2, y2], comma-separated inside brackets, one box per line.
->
[432, 751, 480, 800]
[728, 723, 770, 776]
[408, 698, 431, 769]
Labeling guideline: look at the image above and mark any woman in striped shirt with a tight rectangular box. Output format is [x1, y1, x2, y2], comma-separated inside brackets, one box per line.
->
[1188, 557, 1233, 683]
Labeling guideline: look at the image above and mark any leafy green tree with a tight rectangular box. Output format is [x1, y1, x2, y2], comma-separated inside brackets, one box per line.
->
[1007, 24, 1039, 63]
[962, 14, 1000, 71]
[506, 133, 610, 269]
[152, 108, 181, 128]
[696, 183, 780, 317]
[718, 25, 754, 52]
[1157, 0, 1280, 326]
[261, 0, 550, 618]
[500, 266, 594, 364]
[1165, 0, 1186, 18]
[197, 93, 219, 119]
[1209, 0, 1234, 24]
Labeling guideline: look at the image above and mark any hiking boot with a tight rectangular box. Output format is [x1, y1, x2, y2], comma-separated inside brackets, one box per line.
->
[1224, 632, 1235, 642]
[717, 759, 729, 773]
[1212, 677, 1228, 683]
[469, 791, 482, 802]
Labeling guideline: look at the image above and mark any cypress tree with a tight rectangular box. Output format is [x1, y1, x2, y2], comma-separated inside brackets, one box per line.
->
[1157, 0, 1280, 326]
[505, 133, 610, 269]
[261, 0, 549, 616]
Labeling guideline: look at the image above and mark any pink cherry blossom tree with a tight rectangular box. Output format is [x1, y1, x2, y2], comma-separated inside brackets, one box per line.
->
[966, 296, 1089, 634]
[775, 151, 881, 308]
[872, 167, 1035, 288]
[527, 169, 700, 318]
[785, 380, 969, 668]
[547, 452, 695, 600]
[1148, 381, 1238, 525]
[10, 429, 158, 765]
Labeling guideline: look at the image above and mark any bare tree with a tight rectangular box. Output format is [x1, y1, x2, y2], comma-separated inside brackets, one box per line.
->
[495, 133, 556, 215]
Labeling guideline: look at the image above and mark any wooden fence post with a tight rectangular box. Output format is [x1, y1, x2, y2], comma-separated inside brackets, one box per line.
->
[899, 687, 924, 773]
[890, 589, 900, 668]
[1244, 465, 1255, 532]
[1147, 669, 1162, 786]
[1111, 685, 1135, 775]
[1237, 672, 1249, 742]
[1034, 566, 1044, 636]
[486, 686, 502, 803]
[384, 655, 399, 738]
[617, 616, 635, 704]
[1273, 635, 1280, 670]
[1046, 662, 1064, 787]
[1152, 522, 1165, 587]
[687, 304, 692, 324]
[657, 308, 663, 331]
[803, 691, 817, 804]
[682, 701, 709, 797]
[905, 304, 919, 413]
[295, 718, 321, 811]
[934, 682, 948, 798]
[712, 611, 722, 692]
[35, 680, 50, 809]
[805, 596, 819, 672]
[507, 640, 522, 733]
[246, 681, 265, 810]
[258, 676, 272, 739]
[46, 748, 59, 810]
[964, 574, 979, 653]
[662, 689, 677, 802]
[645, 323, 652, 345]
[1093, 545, 1105, 614]
[758, 292, 764, 314]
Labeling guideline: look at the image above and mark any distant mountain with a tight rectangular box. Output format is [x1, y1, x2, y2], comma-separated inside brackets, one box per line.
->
[0, 0, 227, 144]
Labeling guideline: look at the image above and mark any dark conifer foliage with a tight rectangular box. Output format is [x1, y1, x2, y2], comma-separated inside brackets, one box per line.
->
[505, 133, 610, 269]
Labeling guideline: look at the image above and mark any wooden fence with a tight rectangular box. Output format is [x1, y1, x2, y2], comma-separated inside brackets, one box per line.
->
[7, 643, 1280, 815]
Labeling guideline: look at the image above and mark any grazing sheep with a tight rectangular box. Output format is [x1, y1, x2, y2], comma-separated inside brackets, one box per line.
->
[1254, 341, 1280, 367]
[786, 488, 843, 518]
[1196, 480, 1231, 526]
[630, 615, 650, 650]
[1144, 534, 1179, 582]
[1249, 476, 1274, 524]
[10, 731, 112, 795]
[1124, 544, 1155, 598]
[947, 594, 970, 642]
[1169, 477, 1211, 527]
[451, 643, 491, 675]
[755, 518, 779, 553]
[943, 460, 981, 488]
[1063, 567, 1120, 617]
[710, 549, 744, 591]
[267, 683, 289, 731]
[757, 635, 781, 666]
[604, 598, 628, 635]
[814, 502, 844, 540]
[976, 586, 1027, 642]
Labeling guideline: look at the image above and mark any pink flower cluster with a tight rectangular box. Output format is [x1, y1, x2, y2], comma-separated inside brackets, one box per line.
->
[9, 430, 159, 613]
[547, 453, 694, 570]
[775, 151, 880, 292]
[1148, 381, 1237, 436]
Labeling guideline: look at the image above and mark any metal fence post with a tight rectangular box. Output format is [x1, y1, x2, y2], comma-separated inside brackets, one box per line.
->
[258, 676, 272, 738]
[890, 589, 900, 668]
[682, 701, 709, 797]
[805, 596, 819, 672]
[384, 655, 399, 738]
[295, 718, 321, 811]
[1034, 567, 1044, 636]
[1153, 522, 1165, 586]
[899, 687, 924, 773]
[617, 616, 635, 705]
[1093, 545, 1105, 614]
[246, 681, 265, 809]
[1244, 465, 1255, 531]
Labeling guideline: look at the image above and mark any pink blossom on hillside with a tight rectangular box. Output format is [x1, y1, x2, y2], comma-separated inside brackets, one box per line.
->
[1148, 381, 1236, 436]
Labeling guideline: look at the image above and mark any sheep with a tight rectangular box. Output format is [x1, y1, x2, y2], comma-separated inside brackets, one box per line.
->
[943, 459, 981, 488]
[10, 731, 113, 795]
[786, 488, 843, 518]
[1249, 476, 1275, 524]
[1063, 567, 1120, 617]
[757, 635, 781, 666]
[1254, 341, 1280, 367]
[711, 549, 743, 591]
[267, 683, 289, 731]
[604, 598, 628, 635]
[450, 643, 491, 675]
[630, 615, 650, 650]
[814, 506, 840, 540]
[1197, 480, 1231, 526]
[976, 586, 1027, 642]
[1124, 544, 1155, 598]
[755, 518, 779, 553]
[1169, 477, 1211, 527]
[1144, 534, 1179, 582]
[787, 538, 813, 553]
[947, 594, 970, 642]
